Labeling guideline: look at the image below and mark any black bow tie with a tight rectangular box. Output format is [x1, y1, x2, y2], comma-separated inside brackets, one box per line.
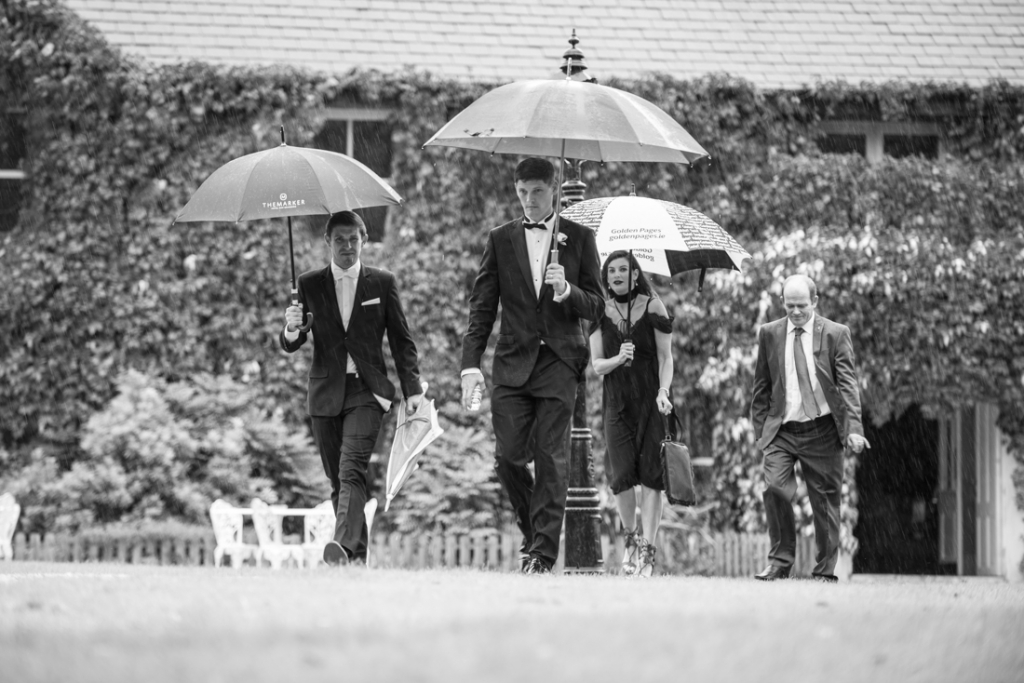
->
[523, 220, 548, 230]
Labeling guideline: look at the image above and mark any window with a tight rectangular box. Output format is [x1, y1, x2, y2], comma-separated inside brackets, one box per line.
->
[0, 111, 26, 233]
[818, 134, 866, 157]
[817, 122, 943, 164]
[312, 108, 394, 242]
[884, 135, 939, 160]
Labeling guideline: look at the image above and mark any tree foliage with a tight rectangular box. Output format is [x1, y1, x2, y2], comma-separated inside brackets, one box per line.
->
[683, 153, 1024, 545]
[2, 0, 1024, 545]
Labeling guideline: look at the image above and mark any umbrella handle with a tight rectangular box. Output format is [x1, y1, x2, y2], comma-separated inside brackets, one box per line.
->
[291, 289, 313, 333]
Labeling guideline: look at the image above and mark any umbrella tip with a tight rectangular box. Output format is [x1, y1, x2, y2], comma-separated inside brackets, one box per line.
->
[630, 183, 636, 196]
[280, 125, 286, 146]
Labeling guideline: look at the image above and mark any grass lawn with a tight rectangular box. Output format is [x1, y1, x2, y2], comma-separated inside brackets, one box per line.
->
[1, 562, 1022, 683]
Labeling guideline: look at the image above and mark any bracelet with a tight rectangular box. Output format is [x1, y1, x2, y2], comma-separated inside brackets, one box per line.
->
[657, 387, 670, 396]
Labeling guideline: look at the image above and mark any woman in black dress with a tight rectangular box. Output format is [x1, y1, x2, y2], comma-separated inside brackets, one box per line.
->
[589, 250, 675, 577]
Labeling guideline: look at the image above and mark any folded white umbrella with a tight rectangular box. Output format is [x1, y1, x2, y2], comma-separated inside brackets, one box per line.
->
[385, 383, 444, 512]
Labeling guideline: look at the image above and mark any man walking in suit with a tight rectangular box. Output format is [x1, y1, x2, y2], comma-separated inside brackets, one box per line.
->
[750, 274, 870, 582]
[460, 157, 605, 574]
[282, 211, 423, 566]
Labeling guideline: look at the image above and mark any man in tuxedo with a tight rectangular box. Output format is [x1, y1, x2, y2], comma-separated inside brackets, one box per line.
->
[750, 274, 870, 582]
[460, 157, 604, 574]
[282, 211, 422, 566]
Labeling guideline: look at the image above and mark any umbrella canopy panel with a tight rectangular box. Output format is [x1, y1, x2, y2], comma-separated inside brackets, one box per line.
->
[175, 144, 402, 224]
[424, 79, 709, 164]
[561, 195, 751, 277]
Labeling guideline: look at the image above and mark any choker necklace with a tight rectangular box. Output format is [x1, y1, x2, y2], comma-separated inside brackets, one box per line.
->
[612, 291, 634, 304]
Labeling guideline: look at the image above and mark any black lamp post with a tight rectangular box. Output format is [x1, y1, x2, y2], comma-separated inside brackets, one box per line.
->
[559, 31, 604, 574]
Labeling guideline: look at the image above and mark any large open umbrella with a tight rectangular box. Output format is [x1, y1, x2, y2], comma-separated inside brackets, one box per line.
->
[422, 51, 709, 265]
[175, 127, 402, 331]
[560, 190, 752, 287]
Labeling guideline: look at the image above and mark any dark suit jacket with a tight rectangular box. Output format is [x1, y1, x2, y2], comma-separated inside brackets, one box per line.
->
[280, 264, 421, 418]
[461, 216, 605, 387]
[750, 315, 864, 451]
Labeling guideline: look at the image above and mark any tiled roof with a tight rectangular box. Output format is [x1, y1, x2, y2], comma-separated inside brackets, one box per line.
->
[64, 0, 1024, 88]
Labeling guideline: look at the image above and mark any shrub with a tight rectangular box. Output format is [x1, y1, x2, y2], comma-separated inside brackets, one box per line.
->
[2, 370, 328, 532]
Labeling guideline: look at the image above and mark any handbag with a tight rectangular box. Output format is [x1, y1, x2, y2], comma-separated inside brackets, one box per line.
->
[661, 412, 696, 506]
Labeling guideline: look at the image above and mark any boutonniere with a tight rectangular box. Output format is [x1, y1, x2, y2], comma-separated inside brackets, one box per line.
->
[556, 232, 568, 245]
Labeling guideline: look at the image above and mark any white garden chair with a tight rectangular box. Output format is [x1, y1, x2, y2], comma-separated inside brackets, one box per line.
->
[250, 498, 304, 569]
[301, 500, 336, 568]
[209, 499, 258, 568]
[0, 492, 20, 561]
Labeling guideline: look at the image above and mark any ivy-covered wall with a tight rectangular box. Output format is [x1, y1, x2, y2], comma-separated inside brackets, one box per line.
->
[2, 0, 1024, 551]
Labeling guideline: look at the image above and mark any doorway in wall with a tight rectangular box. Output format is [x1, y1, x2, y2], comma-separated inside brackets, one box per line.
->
[854, 404, 954, 574]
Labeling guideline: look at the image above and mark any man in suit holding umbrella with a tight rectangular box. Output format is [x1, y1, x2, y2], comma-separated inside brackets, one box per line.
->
[283, 210, 423, 566]
[460, 157, 605, 574]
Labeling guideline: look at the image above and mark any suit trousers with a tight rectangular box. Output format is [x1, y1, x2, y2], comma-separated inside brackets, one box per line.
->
[491, 346, 578, 569]
[310, 375, 384, 561]
[762, 415, 844, 576]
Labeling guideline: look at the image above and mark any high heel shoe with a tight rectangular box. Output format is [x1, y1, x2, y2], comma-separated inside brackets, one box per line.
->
[621, 527, 641, 576]
[634, 539, 657, 578]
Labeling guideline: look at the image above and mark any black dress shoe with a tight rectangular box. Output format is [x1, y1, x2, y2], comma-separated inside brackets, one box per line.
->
[754, 565, 791, 581]
[323, 541, 350, 566]
[812, 573, 838, 583]
[523, 557, 550, 575]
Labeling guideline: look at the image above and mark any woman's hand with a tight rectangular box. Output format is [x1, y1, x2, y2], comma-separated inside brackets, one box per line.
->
[617, 342, 635, 366]
[656, 389, 672, 415]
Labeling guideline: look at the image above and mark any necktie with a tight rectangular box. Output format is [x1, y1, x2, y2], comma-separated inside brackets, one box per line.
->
[338, 270, 357, 329]
[793, 327, 819, 418]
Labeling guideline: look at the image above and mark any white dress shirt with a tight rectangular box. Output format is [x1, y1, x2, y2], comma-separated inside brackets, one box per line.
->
[332, 260, 391, 411]
[331, 259, 360, 375]
[524, 214, 554, 298]
[783, 313, 831, 423]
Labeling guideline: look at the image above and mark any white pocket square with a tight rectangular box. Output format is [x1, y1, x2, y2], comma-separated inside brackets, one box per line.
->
[362, 298, 381, 306]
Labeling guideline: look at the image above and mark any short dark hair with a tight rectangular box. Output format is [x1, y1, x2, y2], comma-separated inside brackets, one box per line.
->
[324, 211, 367, 240]
[514, 157, 555, 185]
[601, 250, 654, 298]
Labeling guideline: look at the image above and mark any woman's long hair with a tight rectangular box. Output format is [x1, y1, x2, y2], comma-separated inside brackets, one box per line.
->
[601, 250, 654, 299]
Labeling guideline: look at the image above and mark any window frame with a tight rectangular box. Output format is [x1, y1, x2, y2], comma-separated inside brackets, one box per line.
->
[818, 121, 944, 164]
[320, 107, 395, 241]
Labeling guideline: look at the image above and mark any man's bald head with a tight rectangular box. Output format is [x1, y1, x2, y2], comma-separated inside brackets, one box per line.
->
[782, 274, 817, 300]
[782, 274, 818, 327]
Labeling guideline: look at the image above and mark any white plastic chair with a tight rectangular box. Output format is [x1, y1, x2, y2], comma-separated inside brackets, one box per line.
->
[0, 492, 20, 561]
[250, 498, 304, 569]
[302, 500, 336, 568]
[209, 499, 258, 568]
